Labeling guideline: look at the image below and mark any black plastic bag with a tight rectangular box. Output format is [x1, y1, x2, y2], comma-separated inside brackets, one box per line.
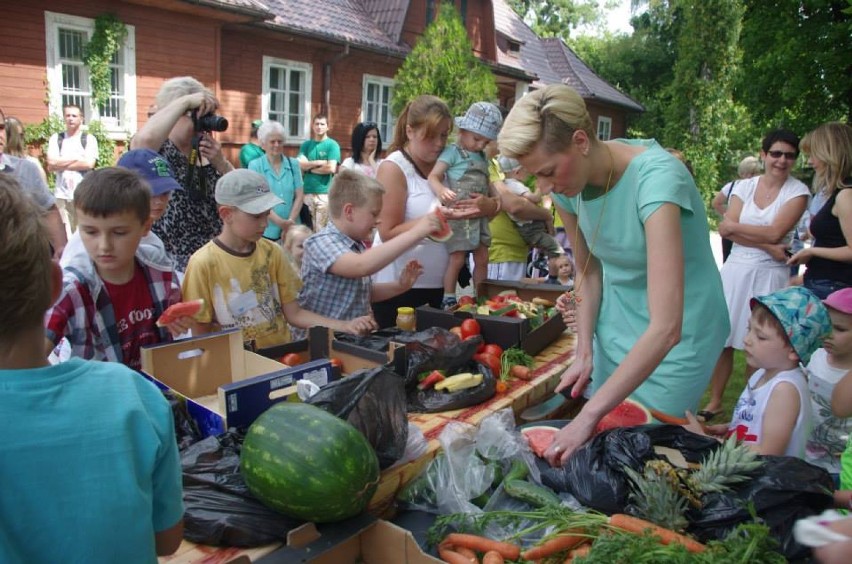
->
[307, 366, 409, 469]
[402, 327, 496, 413]
[181, 431, 300, 547]
[540, 425, 833, 560]
[162, 388, 203, 450]
[333, 327, 406, 352]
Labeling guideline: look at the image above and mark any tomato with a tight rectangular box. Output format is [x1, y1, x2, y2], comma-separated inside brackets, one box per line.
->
[474, 353, 501, 377]
[460, 319, 481, 339]
[279, 353, 303, 366]
[483, 344, 503, 358]
[458, 295, 476, 306]
[449, 326, 464, 338]
[329, 357, 344, 368]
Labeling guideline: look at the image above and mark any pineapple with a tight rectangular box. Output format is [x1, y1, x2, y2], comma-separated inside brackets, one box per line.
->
[689, 434, 763, 494]
[623, 463, 689, 532]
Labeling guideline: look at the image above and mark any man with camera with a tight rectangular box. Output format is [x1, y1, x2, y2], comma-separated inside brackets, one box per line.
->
[132, 77, 234, 272]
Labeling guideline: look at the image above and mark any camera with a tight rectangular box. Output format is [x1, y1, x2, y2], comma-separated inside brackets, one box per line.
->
[191, 110, 228, 133]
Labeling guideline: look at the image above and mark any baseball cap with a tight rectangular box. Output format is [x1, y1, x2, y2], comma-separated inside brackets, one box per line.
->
[750, 286, 831, 364]
[117, 149, 182, 196]
[823, 288, 852, 315]
[215, 169, 283, 214]
[251, 119, 263, 129]
[455, 102, 503, 140]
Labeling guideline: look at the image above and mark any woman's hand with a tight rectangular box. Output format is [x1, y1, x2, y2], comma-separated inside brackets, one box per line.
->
[556, 291, 578, 329]
[788, 246, 815, 265]
[717, 217, 737, 238]
[554, 352, 592, 398]
[199, 133, 232, 174]
[544, 414, 597, 467]
[183, 91, 218, 118]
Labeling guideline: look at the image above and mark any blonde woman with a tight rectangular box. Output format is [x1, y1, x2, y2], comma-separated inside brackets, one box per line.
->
[789, 122, 852, 298]
[499, 84, 727, 465]
[3, 116, 48, 185]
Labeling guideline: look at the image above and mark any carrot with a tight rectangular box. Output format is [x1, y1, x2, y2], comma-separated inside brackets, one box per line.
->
[608, 514, 705, 553]
[520, 529, 588, 560]
[454, 546, 478, 562]
[444, 533, 521, 560]
[438, 543, 476, 564]
[510, 365, 532, 380]
[495, 380, 508, 393]
[650, 408, 689, 426]
[482, 550, 505, 564]
[563, 543, 592, 563]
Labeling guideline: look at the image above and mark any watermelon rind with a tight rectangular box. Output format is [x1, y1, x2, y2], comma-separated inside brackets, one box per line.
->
[240, 403, 380, 523]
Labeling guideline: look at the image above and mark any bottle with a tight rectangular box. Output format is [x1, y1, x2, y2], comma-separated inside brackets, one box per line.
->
[396, 307, 416, 331]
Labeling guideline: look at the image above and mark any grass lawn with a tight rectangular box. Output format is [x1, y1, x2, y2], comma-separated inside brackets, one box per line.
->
[699, 349, 749, 421]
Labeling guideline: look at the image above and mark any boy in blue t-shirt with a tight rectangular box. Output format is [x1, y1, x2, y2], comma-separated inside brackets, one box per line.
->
[0, 175, 184, 562]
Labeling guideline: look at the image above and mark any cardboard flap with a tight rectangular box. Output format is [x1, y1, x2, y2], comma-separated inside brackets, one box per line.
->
[286, 522, 321, 548]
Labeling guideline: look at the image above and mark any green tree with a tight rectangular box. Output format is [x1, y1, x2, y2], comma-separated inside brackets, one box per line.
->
[392, 3, 496, 118]
[736, 0, 851, 133]
[508, 0, 610, 38]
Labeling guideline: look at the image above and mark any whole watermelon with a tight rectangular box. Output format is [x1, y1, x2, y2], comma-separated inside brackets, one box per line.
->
[240, 402, 380, 523]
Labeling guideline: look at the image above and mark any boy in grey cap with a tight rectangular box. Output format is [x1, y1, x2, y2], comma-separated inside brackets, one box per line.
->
[428, 101, 503, 309]
[181, 169, 376, 348]
[497, 155, 564, 263]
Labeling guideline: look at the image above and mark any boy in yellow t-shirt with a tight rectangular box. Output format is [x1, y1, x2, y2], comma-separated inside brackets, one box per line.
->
[182, 170, 376, 348]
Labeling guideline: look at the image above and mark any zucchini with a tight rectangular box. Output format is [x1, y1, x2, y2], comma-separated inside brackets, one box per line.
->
[503, 479, 561, 508]
[504, 458, 529, 482]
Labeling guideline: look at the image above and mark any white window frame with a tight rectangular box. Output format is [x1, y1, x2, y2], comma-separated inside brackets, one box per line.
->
[261, 56, 312, 144]
[44, 11, 136, 139]
[597, 116, 612, 141]
[361, 75, 395, 146]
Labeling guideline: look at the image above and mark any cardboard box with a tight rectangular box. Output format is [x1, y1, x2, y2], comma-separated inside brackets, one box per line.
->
[140, 329, 335, 437]
[258, 326, 407, 377]
[416, 279, 567, 356]
[256, 514, 441, 563]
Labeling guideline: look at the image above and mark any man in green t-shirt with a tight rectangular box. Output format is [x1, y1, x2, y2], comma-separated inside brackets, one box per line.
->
[239, 119, 265, 168]
[298, 114, 340, 230]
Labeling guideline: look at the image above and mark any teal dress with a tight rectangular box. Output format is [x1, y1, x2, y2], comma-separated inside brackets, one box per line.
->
[249, 155, 303, 240]
[553, 140, 728, 414]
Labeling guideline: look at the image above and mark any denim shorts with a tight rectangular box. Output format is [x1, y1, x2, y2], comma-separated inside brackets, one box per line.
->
[804, 278, 850, 300]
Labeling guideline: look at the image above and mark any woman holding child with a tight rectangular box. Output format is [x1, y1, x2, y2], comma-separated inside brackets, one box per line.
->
[498, 85, 728, 465]
[371, 95, 497, 328]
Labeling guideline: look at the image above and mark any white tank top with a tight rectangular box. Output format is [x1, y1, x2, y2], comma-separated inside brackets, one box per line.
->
[372, 151, 449, 288]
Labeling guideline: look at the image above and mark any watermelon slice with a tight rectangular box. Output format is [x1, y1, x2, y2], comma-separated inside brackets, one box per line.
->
[593, 398, 652, 434]
[521, 426, 558, 458]
[156, 299, 205, 327]
[427, 208, 453, 242]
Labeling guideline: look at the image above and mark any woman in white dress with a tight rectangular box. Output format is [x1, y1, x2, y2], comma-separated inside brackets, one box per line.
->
[702, 129, 810, 418]
[340, 122, 382, 178]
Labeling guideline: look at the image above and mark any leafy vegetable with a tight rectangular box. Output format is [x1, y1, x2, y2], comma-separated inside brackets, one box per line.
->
[500, 347, 535, 381]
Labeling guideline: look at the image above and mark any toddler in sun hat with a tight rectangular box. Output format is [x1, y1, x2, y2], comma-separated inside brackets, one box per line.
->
[695, 286, 830, 456]
[428, 101, 504, 310]
[804, 288, 852, 475]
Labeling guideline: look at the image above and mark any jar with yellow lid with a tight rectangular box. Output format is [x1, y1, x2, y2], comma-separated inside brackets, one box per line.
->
[396, 307, 416, 331]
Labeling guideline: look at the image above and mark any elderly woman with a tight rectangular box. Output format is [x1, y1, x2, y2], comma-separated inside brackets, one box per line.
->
[131, 76, 233, 271]
[499, 85, 728, 465]
[340, 122, 383, 178]
[248, 120, 304, 242]
[371, 95, 497, 328]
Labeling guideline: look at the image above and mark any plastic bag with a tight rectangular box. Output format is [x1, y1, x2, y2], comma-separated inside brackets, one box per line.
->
[307, 366, 408, 469]
[181, 431, 300, 547]
[162, 388, 203, 450]
[540, 425, 834, 560]
[388, 422, 429, 470]
[402, 327, 496, 412]
[333, 327, 406, 352]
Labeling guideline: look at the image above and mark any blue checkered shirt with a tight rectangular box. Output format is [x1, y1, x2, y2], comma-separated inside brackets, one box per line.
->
[293, 222, 371, 340]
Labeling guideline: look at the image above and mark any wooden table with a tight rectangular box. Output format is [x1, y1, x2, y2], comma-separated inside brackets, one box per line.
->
[160, 331, 577, 563]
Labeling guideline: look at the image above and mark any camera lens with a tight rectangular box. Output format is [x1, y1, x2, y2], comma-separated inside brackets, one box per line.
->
[197, 114, 229, 132]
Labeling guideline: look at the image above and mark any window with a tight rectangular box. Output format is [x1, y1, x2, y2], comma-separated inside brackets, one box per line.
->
[507, 40, 521, 55]
[45, 12, 136, 137]
[362, 75, 395, 145]
[597, 116, 612, 141]
[262, 56, 312, 143]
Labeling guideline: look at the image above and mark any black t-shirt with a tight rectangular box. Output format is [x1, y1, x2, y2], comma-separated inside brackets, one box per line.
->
[806, 185, 852, 284]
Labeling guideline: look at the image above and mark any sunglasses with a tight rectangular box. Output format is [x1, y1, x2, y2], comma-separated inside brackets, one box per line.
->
[767, 150, 797, 160]
[363, 122, 377, 129]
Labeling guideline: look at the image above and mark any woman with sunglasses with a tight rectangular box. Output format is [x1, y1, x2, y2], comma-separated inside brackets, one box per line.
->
[788, 122, 852, 299]
[702, 129, 810, 419]
[340, 122, 382, 178]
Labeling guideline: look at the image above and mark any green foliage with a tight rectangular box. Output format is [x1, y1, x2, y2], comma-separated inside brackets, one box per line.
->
[507, 0, 609, 38]
[83, 14, 128, 110]
[85, 119, 120, 169]
[392, 3, 496, 118]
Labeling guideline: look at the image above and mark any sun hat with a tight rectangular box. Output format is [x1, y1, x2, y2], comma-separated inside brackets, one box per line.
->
[497, 155, 522, 173]
[823, 288, 852, 315]
[215, 169, 283, 214]
[455, 102, 503, 140]
[117, 149, 182, 196]
[750, 286, 831, 364]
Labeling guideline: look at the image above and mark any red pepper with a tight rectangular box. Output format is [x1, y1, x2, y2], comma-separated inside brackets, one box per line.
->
[418, 370, 446, 390]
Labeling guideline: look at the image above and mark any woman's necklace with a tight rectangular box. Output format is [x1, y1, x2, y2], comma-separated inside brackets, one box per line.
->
[562, 144, 615, 329]
[400, 148, 428, 179]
